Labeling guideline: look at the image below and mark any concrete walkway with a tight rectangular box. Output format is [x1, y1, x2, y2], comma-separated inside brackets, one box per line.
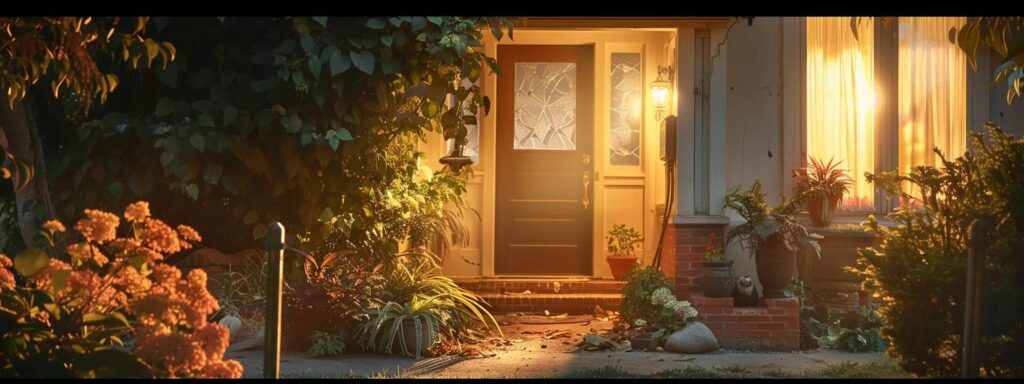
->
[229, 315, 886, 378]
[230, 349, 885, 378]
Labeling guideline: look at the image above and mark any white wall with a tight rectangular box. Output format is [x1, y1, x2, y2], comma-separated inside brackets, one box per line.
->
[721, 17, 792, 288]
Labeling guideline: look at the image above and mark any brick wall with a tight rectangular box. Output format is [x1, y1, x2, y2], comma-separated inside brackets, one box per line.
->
[670, 223, 728, 299]
[690, 293, 800, 351]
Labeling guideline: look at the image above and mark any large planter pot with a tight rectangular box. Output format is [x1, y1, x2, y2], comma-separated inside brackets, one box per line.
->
[607, 256, 638, 280]
[700, 260, 736, 298]
[755, 240, 796, 298]
[807, 194, 840, 228]
[389, 318, 436, 358]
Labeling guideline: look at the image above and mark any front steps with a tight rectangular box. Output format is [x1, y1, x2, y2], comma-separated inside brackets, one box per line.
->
[455, 279, 625, 314]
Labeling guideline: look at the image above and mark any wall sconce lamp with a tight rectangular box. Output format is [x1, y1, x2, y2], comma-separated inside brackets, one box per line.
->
[650, 65, 673, 122]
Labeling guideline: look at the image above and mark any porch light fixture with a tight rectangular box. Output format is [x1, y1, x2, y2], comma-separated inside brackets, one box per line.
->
[650, 65, 673, 122]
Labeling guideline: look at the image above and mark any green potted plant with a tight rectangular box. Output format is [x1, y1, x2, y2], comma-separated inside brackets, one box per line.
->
[722, 180, 822, 298]
[606, 224, 644, 280]
[699, 233, 735, 298]
[355, 298, 442, 359]
[792, 157, 853, 227]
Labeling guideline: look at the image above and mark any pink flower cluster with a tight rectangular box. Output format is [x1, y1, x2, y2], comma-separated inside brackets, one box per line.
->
[0, 201, 240, 378]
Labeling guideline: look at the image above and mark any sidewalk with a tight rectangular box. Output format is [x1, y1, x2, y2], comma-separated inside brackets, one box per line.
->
[229, 314, 887, 378]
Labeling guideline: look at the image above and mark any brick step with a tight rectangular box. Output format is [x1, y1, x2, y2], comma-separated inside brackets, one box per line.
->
[455, 279, 625, 294]
[477, 292, 622, 314]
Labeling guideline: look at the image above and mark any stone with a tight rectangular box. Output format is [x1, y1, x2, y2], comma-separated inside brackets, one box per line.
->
[219, 315, 243, 341]
[664, 321, 720, 354]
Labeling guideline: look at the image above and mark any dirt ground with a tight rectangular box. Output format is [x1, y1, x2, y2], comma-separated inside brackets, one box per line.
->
[228, 314, 886, 378]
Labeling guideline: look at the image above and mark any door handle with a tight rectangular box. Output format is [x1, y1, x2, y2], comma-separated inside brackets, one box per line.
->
[582, 171, 591, 210]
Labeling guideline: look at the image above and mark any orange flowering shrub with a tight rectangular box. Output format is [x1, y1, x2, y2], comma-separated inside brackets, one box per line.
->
[0, 201, 242, 378]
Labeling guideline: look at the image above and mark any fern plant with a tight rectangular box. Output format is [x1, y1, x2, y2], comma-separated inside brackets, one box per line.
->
[307, 331, 346, 357]
[722, 180, 821, 258]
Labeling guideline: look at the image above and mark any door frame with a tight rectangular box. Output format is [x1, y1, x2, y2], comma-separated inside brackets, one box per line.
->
[477, 28, 697, 279]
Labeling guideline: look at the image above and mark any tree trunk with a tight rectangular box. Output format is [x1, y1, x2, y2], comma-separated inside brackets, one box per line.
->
[0, 98, 54, 248]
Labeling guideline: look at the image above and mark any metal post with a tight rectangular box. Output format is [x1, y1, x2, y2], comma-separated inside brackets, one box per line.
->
[962, 219, 992, 378]
[264, 222, 285, 379]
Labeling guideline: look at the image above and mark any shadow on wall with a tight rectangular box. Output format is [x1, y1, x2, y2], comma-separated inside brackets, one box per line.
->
[723, 222, 761, 294]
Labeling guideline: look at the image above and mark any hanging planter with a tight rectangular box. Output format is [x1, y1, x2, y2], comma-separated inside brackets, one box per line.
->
[439, 142, 473, 174]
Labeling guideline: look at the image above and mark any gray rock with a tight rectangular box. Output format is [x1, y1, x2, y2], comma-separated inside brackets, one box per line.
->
[664, 321, 720, 354]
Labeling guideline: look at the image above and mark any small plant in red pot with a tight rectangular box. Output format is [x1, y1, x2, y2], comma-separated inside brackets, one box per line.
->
[793, 157, 854, 227]
[607, 224, 644, 280]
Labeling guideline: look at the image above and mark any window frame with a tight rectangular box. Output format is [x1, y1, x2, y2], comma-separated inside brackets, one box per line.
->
[799, 16, 971, 218]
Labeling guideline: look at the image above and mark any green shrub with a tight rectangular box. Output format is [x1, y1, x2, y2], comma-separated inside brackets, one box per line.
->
[853, 124, 1024, 377]
[308, 331, 346, 357]
[620, 263, 675, 325]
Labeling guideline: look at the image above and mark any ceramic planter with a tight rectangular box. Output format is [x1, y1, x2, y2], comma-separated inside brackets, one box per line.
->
[389, 318, 436, 358]
[700, 260, 736, 298]
[807, 194, 840, 227]
[607, 256, 638, 280]
[755, 239, 796, 298]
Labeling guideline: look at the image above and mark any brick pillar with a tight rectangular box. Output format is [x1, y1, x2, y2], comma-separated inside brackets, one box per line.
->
[671, 222, 729, 299]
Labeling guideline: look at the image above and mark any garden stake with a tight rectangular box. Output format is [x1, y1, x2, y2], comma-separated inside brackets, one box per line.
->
[962, 219, 992, 378]
[264, 222, 286, 379]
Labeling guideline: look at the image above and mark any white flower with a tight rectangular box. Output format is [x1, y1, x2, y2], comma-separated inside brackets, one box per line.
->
[633, 318, 647, 328]
[651, 287, 675, 306]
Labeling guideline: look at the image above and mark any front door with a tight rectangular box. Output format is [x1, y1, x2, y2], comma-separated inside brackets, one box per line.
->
[495, 44, 595, 275]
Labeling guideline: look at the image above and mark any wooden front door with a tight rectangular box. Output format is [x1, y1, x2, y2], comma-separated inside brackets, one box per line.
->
[495, 44, 594, 275]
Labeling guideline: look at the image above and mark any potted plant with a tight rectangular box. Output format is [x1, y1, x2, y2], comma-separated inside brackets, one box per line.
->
[606, 224, 644, 280]
[722, 180, 822, 298]
[355, 298, 442, 359]
[792, 157, 853, 227]
[699, 233, 735, 298]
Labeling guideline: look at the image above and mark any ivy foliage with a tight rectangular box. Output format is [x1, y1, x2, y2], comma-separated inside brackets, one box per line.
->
[54, 17, 511, 252]
[853, 124, 1024, 378]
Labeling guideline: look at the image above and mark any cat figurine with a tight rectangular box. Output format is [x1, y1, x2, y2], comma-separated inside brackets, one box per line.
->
[731, 275, 760, 307]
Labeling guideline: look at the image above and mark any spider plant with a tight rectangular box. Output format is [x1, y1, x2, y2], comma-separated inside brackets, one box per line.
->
[722, 180, 821, 257]
[378, 251, 502, 338]
[792, 156, 854, 227]
[354, 297, 443, 359]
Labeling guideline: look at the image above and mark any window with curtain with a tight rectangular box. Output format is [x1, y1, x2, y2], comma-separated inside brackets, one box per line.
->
[806, 17, 876, 210]
[805, 16, 966, 211]
[898, 17, 967, 201]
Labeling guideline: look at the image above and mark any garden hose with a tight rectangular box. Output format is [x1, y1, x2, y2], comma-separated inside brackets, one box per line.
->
[651, 158, 676, 271]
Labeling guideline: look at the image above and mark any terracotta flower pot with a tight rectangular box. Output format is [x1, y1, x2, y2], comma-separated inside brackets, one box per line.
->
[607, 256, 638, 280]
[700, 260, 736, 298]
[808, 194, 840, 228]
[755, 238, 796, 298]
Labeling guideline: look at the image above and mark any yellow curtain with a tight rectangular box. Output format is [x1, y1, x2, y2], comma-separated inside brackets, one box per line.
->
[806, 17, 876, 210]
[898, 17, 967, 201]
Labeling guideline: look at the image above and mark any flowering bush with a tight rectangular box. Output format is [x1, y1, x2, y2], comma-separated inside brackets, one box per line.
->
[619, 264, 675, 326]
[0, 201, 242, 378]
[633, 287, 699, 341]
